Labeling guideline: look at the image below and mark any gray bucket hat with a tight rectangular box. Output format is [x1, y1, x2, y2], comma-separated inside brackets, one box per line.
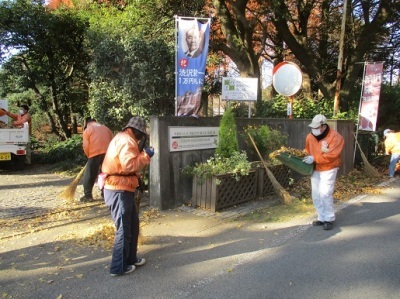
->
[123, 116, 147, 134]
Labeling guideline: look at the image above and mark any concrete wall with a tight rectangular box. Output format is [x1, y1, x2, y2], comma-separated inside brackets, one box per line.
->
[149, 116, 354, 210]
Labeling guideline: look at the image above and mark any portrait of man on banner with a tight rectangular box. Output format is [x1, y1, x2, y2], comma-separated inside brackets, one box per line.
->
[176, 18, 210, 117]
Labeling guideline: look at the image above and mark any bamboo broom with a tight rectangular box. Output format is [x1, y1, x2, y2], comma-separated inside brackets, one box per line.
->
[354, 135, 380, 178]
[248, 133, 294, 205]
[59, 163, 87, 201]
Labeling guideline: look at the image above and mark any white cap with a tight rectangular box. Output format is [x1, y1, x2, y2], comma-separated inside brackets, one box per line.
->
[384, 129, 394, 137]
[308, 114, 327, 128]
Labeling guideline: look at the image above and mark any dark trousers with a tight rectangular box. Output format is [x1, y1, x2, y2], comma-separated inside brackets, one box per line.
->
[104, 189, 139, 275]
[83, 154, 105, 197]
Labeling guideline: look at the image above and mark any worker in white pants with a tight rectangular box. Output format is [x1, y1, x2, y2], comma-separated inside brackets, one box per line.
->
[311, 167, 339, 223]
[303, 114, 344, 231]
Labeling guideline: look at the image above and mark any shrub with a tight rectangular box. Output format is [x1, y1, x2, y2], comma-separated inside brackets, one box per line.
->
[215, 106, 239, 158]
[242, 124, 287, 161]
[34, 134, 86, 167]
[182, 151, 252, 184]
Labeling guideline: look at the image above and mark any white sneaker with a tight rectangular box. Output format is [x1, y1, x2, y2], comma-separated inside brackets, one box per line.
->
[133, 258, 146, 267]
[110, 265, 136, 277]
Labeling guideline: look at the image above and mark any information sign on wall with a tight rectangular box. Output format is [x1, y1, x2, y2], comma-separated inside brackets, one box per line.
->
[169, 126, 219, 152]
[221, 77, 258, 101]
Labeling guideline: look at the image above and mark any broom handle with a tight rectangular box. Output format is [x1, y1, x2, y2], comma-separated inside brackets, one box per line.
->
[248, 133, 267, 168]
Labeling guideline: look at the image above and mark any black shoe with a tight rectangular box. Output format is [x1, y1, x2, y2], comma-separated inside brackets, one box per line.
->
[79, 195, 93, 202]
[323, 221, 334, 230]
[312, 220, 324, 226]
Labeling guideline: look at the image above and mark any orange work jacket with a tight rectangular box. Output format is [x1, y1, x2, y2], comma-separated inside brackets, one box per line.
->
[101, 130, 151, 192]
[305, 128, 344, 172]
[82, 122, 114, 158]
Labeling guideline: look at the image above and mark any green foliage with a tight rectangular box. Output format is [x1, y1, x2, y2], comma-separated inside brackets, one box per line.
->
[242, 124, 287, 160]
[88, 34, 175, 128]
[256, 94, 353, 120]
[377, 84, 400, 130]
[34, 134, 85, 166]
[182, 151, 252, 184]
[0, 0, 90, 139]
[215, 106, 239, 158]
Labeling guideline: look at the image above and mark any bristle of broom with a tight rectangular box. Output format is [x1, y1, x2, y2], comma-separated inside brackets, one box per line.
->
[248, 133, 294, 205]
[355, 137, 380, 177]
[59, 165, 87, 201]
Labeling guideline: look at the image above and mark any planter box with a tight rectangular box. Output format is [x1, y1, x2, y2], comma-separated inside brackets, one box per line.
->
[192, 170, 258, 212]
[192, 164, 291, 212]
[257, 164, 291, 195]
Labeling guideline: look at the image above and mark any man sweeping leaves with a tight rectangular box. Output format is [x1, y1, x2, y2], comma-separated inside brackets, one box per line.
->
[101, 116, 154, 277]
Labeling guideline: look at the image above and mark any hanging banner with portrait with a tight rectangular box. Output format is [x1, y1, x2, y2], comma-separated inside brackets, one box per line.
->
[358, 62, 384, 131]
[175, 17, 211, 117]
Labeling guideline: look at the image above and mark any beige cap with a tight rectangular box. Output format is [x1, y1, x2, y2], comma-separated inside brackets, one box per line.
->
[309, 114, 327, 128]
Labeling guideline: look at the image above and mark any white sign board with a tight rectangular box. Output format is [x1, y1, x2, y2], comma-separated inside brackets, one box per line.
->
[169, 126, 219, 152]
[221, 77, 258, 101]
[0, 99, 8, 124]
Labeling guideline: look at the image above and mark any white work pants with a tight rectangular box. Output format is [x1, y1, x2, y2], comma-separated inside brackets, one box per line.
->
[311, 167, 338, 222]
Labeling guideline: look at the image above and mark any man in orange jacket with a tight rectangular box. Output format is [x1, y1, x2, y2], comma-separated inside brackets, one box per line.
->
[80, 118, 114, 202]
[101, 116, 154, 276]
[302, 114, 345, 230]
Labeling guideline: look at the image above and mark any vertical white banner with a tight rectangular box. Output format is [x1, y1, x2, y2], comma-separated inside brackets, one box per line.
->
[358, 62, 383, 131]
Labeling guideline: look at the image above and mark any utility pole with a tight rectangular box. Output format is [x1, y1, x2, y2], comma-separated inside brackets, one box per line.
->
[333, 0, 348, 116]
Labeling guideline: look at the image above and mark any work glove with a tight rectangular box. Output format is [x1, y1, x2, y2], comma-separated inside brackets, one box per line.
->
[145, 146, 154, 158]
[321, 141, 329, 153]
[302, 155, 314, 164]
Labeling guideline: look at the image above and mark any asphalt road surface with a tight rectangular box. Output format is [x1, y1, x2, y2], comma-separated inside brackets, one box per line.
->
[0, 166, 399, 299]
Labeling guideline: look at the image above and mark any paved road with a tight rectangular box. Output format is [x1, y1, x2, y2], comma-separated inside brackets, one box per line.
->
[0, 165, 71, 219]
[0, 166, 399, 298]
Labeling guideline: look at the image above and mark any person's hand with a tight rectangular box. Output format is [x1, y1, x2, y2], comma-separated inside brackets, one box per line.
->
[321, 145, 329, 153]
[321, 141, 329, 153]
[145, 146, 154, 158]
[302, 156, 314, 164]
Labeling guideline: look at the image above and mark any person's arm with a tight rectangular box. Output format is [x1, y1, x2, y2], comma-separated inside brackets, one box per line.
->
[118, 136, 150, 175]
[314, 134, 344, 165]
[82, 128, 90, 157]
[3, 110, 18, 121]
[13, 113, 30, 126]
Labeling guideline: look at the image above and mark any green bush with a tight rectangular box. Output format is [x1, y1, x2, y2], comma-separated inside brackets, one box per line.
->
[34, 134, 85, 168]
[182, 151, 252, 184]
[182, 107, 253, 183]
[242, 124, 287, 161]
[215, 106, 239, 158]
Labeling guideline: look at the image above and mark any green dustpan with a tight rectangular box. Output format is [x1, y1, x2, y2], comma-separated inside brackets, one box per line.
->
[275, 152, 314, 176]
